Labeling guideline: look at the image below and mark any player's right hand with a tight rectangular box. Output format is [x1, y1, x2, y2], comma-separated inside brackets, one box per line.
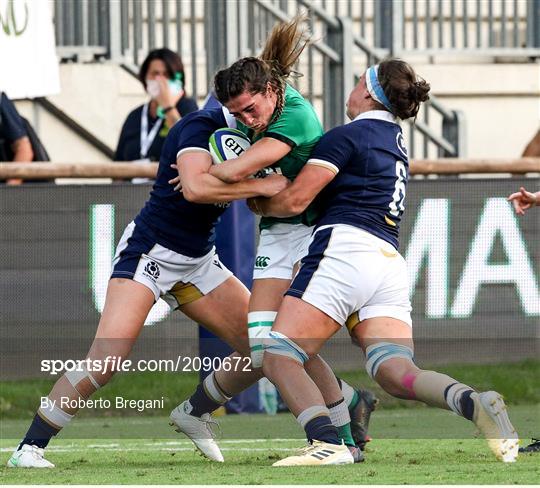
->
[507, 186, 538, 216]
[260, 174, 289, 197]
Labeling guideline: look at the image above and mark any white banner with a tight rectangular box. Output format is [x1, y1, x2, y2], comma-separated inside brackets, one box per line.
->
[0, 0, 60, 99]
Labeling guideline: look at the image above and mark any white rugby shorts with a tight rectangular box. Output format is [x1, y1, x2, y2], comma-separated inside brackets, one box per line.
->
[286, 224, 412, 328]
[111, 222, 233, 308]
[253, 223, 313, 280]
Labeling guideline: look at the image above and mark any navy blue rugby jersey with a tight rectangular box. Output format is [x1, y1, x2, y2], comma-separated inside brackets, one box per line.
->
[307, 111, 408, 249]
[135, 107, 233, 257]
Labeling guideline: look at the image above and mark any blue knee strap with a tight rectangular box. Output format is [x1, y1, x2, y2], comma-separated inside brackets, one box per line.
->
[365, 342, 414, 379]
[265, 331, 309, 364]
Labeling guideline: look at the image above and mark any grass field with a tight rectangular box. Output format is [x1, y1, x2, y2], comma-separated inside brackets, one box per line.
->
[1, 361, 539, 484]
[1, 409, 539, 484]
[2, 360, 539, 419]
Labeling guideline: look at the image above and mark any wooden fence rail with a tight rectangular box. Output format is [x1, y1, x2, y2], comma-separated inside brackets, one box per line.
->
[0, 159, 539, 179]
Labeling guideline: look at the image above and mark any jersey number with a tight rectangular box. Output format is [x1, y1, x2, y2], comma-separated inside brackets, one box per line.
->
[388, 161, 407, 217]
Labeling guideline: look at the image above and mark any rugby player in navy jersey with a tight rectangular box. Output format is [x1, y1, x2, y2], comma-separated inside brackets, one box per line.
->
[7, 107, 288, 468]
[250, 58, 519, 465]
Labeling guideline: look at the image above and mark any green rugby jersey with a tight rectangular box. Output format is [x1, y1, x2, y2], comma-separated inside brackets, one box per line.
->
[237, 84, 323, 230]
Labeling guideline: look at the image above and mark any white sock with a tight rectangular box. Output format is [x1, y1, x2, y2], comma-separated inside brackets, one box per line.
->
[340, 381, 355, 408]
[296, 405, 329, 428]
[327, 398, 351, 427]
[38, 398, 73, 429]
[203, 372, 232, 404]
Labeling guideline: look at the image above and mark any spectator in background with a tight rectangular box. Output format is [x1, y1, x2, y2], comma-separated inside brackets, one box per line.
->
[114, 48, 198, 164]
[0, 91, 34, 185]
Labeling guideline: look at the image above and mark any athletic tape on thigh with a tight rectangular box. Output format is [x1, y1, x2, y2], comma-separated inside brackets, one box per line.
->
[38, 399, 73, 429]
[65, 364, 101, 396]
[265, 330, 309, 364]
[365, 342, 414, 379]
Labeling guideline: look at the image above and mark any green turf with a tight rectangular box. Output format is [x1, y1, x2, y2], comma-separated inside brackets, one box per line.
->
[1, 361, 539, 483]
[1, 360, 539, 420]
[1, 408, 539, 484]
[1, 404, 538, 440]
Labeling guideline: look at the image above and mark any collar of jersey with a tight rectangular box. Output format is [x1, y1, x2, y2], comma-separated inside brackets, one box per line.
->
[221, 106, 237, 128]
[352, 110, 397, 124]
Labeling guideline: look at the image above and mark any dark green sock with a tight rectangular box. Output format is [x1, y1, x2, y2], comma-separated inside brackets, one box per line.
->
[337, 423, 356, 447]
[348, 389, 360, 411]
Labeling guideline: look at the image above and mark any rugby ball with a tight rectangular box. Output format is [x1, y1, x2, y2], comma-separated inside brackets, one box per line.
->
[209, 128, 251, 165]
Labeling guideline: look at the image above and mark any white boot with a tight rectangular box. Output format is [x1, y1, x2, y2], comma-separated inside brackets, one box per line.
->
[473, 391, 519, 463]
[169, 401, 224, 462]
[273, 440, 354, 466]
[7, 444, 54, 468]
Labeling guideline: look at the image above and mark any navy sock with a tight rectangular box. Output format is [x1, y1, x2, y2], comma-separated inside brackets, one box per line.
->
[188, 383, 222, 417]
[19, 414, 59, 450]
[304, 415, 340, 445]
[460, 390, 475, 421]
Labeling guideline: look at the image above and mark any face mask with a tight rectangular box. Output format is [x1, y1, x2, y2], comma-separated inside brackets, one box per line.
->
[168, 78, 183, 96]
[145, 79, 160, 99]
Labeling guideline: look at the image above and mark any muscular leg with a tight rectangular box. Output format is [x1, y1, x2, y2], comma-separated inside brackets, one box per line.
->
[178, 277, 347, 416]
[263, 296, 343, 446]
[20, 278, 155, 450]
[180, 276, 263, 398]
[351, 317, 474, 410]
[250, 279, 358, 448]
[263, 296, 341, 414]
[250, 278, 351, 405]
[351, 317, 519, 462]
[169, 276, 264, 462]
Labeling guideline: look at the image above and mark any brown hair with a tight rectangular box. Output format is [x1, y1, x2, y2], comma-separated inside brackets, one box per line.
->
[377, 59, 430, 120]
[139, 48, 186, 90]
[213, 14, 310, 123]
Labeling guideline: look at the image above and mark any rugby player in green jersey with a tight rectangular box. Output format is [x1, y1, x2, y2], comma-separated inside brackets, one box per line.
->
[169, 15, 376, 464]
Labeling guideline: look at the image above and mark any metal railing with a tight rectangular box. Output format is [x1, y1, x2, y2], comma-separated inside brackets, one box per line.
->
[51, 0, 478, 156]
[207, 0, 465, 156]
[205, 0, 353, 131]
[53, 0, 207, 99]
[53, 0, 109, 61]
[398, 0, 539, 54]
[299, 0, 540, 57]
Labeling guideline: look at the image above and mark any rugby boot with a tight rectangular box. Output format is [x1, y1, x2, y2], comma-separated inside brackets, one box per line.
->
[7, 444, 54, 468]
[472, 391, 519, 463]
[519, 438, 540, 453]
[169, 401, 224, 462]
[350, 388, 378, 450]
[348, 444, 365, 463]
[272, 440, 354, 466]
